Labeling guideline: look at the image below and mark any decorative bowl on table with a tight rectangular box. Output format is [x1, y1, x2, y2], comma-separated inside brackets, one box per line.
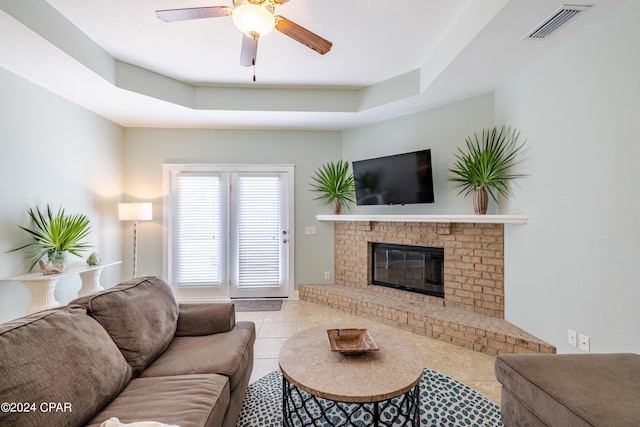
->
[326, 328, 379, 355]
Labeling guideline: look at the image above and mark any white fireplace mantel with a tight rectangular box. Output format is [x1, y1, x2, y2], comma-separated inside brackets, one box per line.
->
[316, 214, 528, 225]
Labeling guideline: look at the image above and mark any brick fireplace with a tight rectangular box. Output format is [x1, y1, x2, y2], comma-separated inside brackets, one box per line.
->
[299, 216, 555, 356]
[334, 221, 505, 319]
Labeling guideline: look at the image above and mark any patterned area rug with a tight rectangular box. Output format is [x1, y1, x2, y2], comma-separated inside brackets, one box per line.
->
[237, 368, 503, 426]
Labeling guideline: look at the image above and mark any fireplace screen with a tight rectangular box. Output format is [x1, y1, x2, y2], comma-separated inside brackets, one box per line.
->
[372, 243, 444, 298]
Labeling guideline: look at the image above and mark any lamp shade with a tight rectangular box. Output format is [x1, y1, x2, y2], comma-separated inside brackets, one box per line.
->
[118, 202, 153, 221]
[232, 3, 275, 37]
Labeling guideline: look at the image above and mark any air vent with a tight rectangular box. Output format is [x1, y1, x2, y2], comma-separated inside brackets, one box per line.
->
[527, 4, 592, 39]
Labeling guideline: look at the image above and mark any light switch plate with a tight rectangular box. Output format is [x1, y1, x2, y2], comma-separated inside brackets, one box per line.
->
[579, 334, 590, 352]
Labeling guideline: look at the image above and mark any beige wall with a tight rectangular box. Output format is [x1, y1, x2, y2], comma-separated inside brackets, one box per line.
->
[495, 0, 640, 353]
[122, 128, 342, 288]
[343, 93, 496, 215]
[0, 68, 124, 322]
[340, 0, 640, 354]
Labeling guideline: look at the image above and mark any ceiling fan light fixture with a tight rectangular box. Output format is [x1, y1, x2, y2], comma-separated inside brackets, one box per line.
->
[232, 3, 275, 38]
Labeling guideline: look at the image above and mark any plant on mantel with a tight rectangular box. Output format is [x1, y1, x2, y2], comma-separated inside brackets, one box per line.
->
[448, 125, 528, 214]
[8, 204, 92, 274]
[309, 160, 355, 215]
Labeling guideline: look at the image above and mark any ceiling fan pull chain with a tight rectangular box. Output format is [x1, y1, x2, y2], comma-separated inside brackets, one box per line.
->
[252, 57, 256, 82]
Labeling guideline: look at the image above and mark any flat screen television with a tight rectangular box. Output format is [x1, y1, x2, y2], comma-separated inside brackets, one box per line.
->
[352, 149, 434, 206]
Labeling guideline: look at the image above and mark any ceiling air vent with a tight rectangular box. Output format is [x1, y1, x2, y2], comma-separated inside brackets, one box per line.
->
[526, 4, 592, 39]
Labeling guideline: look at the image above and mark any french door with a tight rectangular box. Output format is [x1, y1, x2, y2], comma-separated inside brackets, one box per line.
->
[164, 164, 294, 300]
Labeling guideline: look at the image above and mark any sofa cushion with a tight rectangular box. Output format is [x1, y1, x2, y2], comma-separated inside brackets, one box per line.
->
[140, 321, 255, 391]
[175, 303, 235, 337]
[71, 276, 179, 376]
[495, 353, 640, 427]
[500, 387, 548, 427]
[85, 374, 230, 427]
[0, 306, 132, 427]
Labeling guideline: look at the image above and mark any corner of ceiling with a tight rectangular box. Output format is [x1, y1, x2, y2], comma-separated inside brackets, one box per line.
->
[2, 0, 501, 117]
[0, 0, 115, 84]
[419, 0, 511, 93]
[116, 61, 194, 109]
[0, 0, 517, 128]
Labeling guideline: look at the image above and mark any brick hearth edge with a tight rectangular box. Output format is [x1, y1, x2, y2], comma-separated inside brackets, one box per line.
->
[299, 283, 555, 356]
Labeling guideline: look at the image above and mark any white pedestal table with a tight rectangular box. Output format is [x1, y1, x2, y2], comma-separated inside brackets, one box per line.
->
[1, 261, 121, 314]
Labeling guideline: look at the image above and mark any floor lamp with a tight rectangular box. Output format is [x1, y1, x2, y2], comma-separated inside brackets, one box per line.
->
[118, 202, 153, 278]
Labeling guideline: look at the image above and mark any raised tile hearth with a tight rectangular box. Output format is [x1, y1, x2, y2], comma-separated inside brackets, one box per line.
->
[301, 219, 555, 356]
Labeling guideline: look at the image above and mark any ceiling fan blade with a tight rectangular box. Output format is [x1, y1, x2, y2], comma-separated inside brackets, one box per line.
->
[156, 6, 232, 22]
[274, 16, 332, 55]
[240, 33, 259, 67]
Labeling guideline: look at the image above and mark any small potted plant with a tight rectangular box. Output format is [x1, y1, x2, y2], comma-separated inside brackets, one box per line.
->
[9, 204, 92, 274]
[448, 126, 527, 214]
[309, 160, 356, 214]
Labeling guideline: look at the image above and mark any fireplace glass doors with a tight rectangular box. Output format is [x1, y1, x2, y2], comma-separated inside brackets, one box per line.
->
[372, 243, 444, 298]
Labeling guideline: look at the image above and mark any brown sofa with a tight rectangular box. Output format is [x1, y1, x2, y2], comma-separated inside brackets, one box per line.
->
[0, 276, 256, 427]
[495, 353, 640, 426]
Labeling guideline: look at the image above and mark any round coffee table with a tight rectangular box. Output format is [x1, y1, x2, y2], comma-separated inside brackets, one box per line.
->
[278, 326, 424, 426]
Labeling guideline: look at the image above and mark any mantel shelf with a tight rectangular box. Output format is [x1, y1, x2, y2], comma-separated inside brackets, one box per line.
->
[316, 214, 528, 225]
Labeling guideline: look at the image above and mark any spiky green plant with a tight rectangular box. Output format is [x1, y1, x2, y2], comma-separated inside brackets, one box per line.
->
[309, 160, 355, 211]
[448, 126, 528, 203]
[9, 205, 92, 271]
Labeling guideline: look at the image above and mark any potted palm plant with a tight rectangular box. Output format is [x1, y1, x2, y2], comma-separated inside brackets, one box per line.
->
[309, 160, 356, 214]
[448, 126, 527, 214]
[9, 204, 92, 273]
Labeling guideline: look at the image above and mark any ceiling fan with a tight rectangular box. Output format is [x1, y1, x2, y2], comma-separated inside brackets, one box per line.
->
[156, 0, 332, 73]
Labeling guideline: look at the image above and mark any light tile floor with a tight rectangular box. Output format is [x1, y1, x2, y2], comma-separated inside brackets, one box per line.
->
[237, 299, 502, 404]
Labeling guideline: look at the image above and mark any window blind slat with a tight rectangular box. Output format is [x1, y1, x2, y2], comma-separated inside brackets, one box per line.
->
[236, 175, 281, 287]
[171, 171, 285, 292]
[176, 174, 221, 286]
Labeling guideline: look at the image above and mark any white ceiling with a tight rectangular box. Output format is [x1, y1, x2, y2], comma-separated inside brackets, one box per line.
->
[0, 0, 629, 130]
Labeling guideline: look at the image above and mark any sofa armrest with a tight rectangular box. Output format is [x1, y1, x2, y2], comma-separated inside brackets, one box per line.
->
[175, 303, 236, 336]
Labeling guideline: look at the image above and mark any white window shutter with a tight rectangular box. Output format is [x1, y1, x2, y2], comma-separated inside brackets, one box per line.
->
[235, 174, 281, 287]
[176, 174, 221, 285]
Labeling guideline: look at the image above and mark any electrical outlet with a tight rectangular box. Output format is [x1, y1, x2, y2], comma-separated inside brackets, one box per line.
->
[324, 271, 331, 280]
[568, 329, 577, 347]
[579, 334, 590, 352]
